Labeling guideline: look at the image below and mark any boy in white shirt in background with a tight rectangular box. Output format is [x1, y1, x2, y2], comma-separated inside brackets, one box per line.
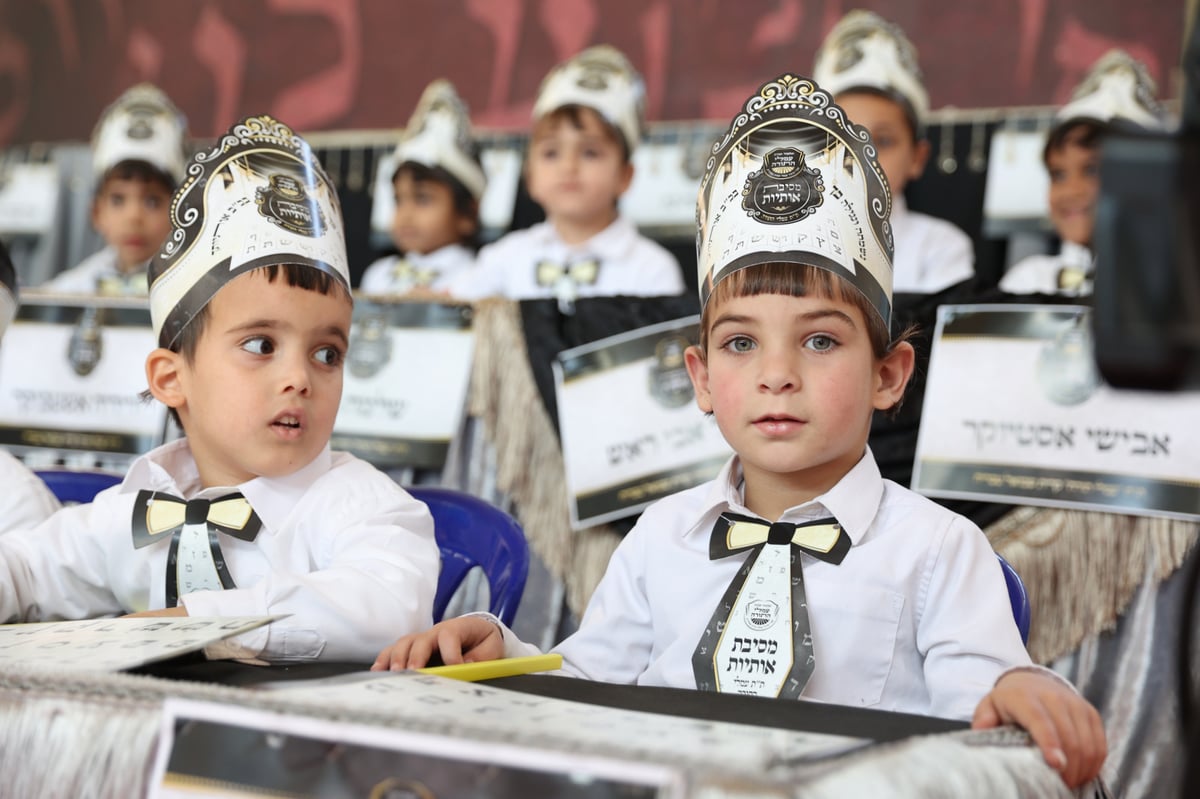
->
[0, 242, 61, 532]
[376, 73, 1106, 789]
[42, 84, 185, 296]
[813, 10, 975, 294]
[359, 80, 485, 296]
[0, 115, 438, 663]
[446, 45, 685, 306]
[999, 50, 1164, 296]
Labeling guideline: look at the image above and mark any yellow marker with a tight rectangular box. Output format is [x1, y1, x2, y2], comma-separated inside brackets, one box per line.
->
[417, 653, 563, 682]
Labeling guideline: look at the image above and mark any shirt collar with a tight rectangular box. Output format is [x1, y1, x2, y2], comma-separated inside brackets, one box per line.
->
[408, 243, 472, 268]
[122, 439, 332, 532]
[539, 215, 639, 261]
[681, 449, 884, 546]
[1060, 241, 1093, 270]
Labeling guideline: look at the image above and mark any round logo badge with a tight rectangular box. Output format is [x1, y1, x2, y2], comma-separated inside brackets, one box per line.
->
[744, 599, 780, 631]
[741, 147, 825, 225]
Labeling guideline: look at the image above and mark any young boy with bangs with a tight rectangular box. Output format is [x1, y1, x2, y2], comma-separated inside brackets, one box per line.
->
[445, 45, 684, 303]
[0, 115, 439, 663]
[376, 75, 1106, 789]
[1000, 50, 1164, 296]
[43, 84, 185, 296]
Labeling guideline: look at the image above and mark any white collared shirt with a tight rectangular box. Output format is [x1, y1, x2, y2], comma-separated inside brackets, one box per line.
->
[496, 450, 1033, 720]
[0, 438, 438, 662]
[0, 450, 60, 534]
[358, 244, 476, 295]
[41, 247, 148, 296]
[891, 196, 975, 293]
[444, 216, 685, 300]
[999, 241, 1094, 296]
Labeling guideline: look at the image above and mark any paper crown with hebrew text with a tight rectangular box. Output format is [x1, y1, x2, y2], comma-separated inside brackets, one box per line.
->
[0, 241, 16, 340]
[1054, 49, 1165, 133]
[394, 79, 486, 201]
[696, 74, 894, 327]
[149, 115, 350, 345]
[812, 10, 928, 132]
[532, 44, 645, 153]
[91, 83, 187, 184]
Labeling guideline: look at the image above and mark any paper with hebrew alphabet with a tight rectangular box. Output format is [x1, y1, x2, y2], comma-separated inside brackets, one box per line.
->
[554, 316, 732, 529]
[257, 671, 869, 770]
[0, 294, 167, 456]
[331, 298, 472, 469]
[151, 696, 687, 799]
[913, 304, 1200, 521]
[0, 616, 278, 672]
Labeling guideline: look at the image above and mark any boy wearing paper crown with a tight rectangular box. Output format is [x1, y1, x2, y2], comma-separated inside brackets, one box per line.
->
[375, 75, 1106, 788]
[0, 116, 438, 662]
[360, 80, 485, 296]
[43, 84, 186, 296]
[0, 243, 62, 533]
[812, 10, 975, 294]
[1000, 50, 1165, 296]
[445, 45, 684, 305]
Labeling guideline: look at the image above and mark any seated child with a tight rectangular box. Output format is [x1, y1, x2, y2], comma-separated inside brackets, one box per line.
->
[359, 80, 484, 296]
[1000, 50, 1164, 296]
[375, 74, 1106, 788]
[0, 115, 439, 662]
[445, 45, 685, 305]
[43, 84, 186, 296]
[0, 245, 60, 532]
[813, 10, 974, 294]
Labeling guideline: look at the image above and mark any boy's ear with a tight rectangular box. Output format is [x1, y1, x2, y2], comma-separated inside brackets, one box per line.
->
[683, 344, 713, 414]
[873, 341, 916, 411]
[908, 139, 931, 181]
[145, 348, 187, 411]
[617, 161, 635, 196]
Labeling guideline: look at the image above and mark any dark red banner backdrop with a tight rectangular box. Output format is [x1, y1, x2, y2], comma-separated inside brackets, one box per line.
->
[0, 0, 1185, 147]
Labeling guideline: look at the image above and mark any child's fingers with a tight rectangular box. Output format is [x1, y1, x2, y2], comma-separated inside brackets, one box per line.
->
[433, 627, 469, 666]
[1059, 699, 1106, 787]
[970, 696, 1000, 730]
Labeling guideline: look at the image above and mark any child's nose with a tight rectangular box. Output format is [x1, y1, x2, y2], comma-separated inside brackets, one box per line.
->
[280, 356, 313, 396]
[758, 351, 799, 392]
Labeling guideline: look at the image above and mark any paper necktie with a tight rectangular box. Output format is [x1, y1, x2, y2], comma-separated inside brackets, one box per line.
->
[692, 511, 849, 699]
[131, 490, 262, 607]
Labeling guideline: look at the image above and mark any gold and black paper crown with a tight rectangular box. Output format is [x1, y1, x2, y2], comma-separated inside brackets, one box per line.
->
[533, 44, 646, 153]
[149, 115, 350, 346]
[394, 79, 486, 201]
[812, 10, 928, 131]
[696, 74, 894, 327]
[91, 83, 187, 183]
[1055, 49, 1165, 132]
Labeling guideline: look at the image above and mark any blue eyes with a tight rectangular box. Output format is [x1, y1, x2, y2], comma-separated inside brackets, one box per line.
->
[719, 334, 837, 354]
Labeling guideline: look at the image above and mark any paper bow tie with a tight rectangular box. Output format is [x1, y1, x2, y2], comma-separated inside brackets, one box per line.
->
[131, 490, 262, 549]
[97, 271, 149, 297]
[1056, 266, 1091, 292]
[535, 258, 601, 288]
[709, 512, 850, 564]
[390, 259, 437, 288]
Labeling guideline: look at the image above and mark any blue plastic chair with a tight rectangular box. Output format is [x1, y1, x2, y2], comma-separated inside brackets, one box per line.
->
[406, 486, 530, 627]
[34, 469, 123, 505]
[997, 554, 1031, 645]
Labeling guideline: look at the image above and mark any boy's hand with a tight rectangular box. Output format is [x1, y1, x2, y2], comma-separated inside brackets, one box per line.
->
[124, 606, 189, 618]
[972, 670, 1106, 788]
[371, 616, 504, 672]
